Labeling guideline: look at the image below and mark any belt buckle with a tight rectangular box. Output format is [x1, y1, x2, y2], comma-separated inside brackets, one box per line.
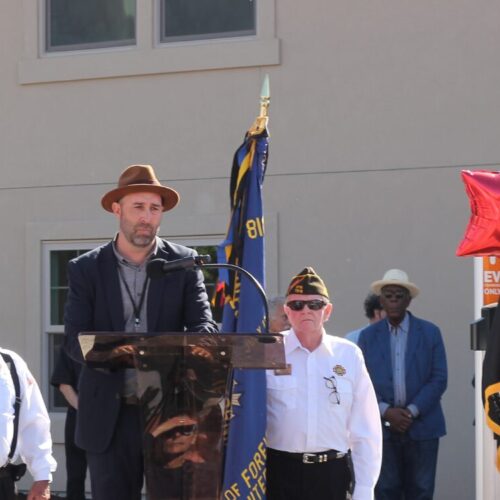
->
[302, 453, 316, 464]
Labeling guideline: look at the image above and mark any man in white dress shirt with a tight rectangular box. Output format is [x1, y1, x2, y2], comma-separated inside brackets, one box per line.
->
[0, 348, 57, 499]
[266, 268, 382, 500]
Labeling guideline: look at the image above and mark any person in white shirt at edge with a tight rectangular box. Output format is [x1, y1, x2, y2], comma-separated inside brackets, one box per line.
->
[266, 267, 382, 500]
[0, 348, 57, 500]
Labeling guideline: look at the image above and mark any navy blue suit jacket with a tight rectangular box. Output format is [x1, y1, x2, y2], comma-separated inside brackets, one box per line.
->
[63, 239, 218, 453]
[358, 312, 447, 440]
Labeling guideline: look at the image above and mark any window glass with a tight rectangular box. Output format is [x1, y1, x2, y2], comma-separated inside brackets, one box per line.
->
[50, 250, 87, 325]
[46, 0, 136, 52]
[191, 245, 222, 322]
[48, 247, 92, 411]
[191, 245, 218, 305]
[161, 0, 255, 42]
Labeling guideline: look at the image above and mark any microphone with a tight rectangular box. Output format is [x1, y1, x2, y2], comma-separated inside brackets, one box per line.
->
[147, 255, 211, 279]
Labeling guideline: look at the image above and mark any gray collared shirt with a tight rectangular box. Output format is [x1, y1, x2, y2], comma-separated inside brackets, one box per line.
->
[112, 235, 159, 396]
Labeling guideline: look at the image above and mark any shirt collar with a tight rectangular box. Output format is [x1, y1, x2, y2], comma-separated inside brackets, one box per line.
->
[284, 330, 301, 356]
[112, 234, 159, 267]
[387, 312, 410, 334]
[286, 328, 332, 355]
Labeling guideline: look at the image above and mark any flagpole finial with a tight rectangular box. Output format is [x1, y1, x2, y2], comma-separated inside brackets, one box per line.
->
[259, 74, 270, 118]
[249, 75, 270, 136]
[260, 74, 271, 117]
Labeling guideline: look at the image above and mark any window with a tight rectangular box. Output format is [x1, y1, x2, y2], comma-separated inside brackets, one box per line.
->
[45, 244, 96, 411]
[44, 241, 219, 411]
[45, 0, 136, 52]
[160, 0, 255, 43]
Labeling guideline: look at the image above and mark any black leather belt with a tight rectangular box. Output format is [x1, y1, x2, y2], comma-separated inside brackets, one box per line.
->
[268, 448, 346, 464]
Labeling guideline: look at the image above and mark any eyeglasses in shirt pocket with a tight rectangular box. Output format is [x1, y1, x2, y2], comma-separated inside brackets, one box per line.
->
[328, 377, 353, 409]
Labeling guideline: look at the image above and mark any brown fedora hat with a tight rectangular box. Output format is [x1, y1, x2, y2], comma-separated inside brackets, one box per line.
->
[101, 165, 180, 212]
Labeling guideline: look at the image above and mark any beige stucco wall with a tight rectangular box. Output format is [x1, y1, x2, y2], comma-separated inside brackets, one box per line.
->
[4, 1, 500, 497]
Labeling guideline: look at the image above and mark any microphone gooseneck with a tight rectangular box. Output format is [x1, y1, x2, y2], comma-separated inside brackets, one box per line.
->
[147, 255, 211, 279]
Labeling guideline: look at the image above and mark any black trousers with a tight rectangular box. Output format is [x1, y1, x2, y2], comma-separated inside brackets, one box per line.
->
[86, 404, 143, 500]
[65, 408, 88, 500]
[0, 475, 16, 500]
[266, 449, 351, 500]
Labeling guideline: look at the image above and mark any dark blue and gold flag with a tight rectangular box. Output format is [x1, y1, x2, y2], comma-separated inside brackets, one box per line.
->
[217, 109, 269, 499]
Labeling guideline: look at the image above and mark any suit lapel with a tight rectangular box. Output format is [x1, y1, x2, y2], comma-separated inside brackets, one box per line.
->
[99, 243, 125, 332]
[377, 321, 393, 378]
[405, 312, 419, 372]
[147, 241, 171, 332]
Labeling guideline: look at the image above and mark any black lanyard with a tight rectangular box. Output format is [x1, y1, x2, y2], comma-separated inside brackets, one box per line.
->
[117, 265, 150, 327]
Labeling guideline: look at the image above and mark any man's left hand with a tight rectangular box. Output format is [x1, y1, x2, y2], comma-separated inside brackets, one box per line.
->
[384, 407, 413, 433]
[27, 480, 50, 500]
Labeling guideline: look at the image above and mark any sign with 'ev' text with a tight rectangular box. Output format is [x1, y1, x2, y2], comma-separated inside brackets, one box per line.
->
[483, 256, 500, 306]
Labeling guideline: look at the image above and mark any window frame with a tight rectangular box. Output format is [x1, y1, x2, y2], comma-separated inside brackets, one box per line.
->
[18, 0, 279, 84]
[43, 240, 103, 412]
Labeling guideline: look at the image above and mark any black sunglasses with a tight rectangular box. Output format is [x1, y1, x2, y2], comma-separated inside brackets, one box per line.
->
[381, 292, 408, 300]
[161, 424, 197, 440]
[286, 299, 327, 311]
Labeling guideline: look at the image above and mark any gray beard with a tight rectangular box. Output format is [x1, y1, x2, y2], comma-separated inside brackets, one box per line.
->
[131, 234, 155, 247]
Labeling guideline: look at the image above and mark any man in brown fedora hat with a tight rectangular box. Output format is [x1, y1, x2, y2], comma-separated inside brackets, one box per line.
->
[358, 269, 447, 500]
[63, 165, 218, 500]
[266, 267, 382, 500]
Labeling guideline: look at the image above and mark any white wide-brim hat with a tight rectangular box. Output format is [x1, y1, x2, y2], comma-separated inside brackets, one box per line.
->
[370, 269, 420, 298]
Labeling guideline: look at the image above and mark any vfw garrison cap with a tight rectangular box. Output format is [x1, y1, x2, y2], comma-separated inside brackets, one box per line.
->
[286, 267, 329, 299]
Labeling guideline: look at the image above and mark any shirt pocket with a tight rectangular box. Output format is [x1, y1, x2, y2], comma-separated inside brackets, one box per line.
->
[267, 375, 298, 410]
[329, 376, 353, 410]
